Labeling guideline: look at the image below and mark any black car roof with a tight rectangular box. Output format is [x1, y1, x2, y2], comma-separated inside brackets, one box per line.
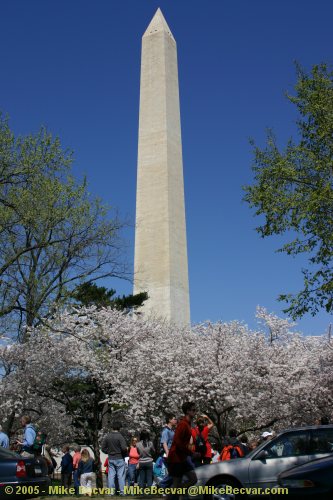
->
[278, 424, 333, 434]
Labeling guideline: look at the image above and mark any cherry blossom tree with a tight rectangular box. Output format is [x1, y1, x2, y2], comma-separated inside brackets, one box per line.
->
[1, 305, 332, 456]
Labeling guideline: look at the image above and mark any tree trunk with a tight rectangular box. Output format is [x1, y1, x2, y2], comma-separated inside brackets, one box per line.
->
[91, 432, 103, 489]
[4, 410, 16, 438]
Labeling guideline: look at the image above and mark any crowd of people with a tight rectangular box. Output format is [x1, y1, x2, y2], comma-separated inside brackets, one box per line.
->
[0, 409, 330, 497]
[76, 403, 276, 495]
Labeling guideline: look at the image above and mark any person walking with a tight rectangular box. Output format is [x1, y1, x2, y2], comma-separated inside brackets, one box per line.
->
[167, 402, 200, 499]
[78, 448, 95, 497]
[158, 414, 177, 489]
[0, 425, 9, 449]
[160, 414, 177, 457]
[101, 421, 127, 495]
[136, 430, 155, 489]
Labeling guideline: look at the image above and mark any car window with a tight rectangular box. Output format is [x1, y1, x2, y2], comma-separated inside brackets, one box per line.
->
[264, 432, 308, 458]
[309, 429, 333, 454]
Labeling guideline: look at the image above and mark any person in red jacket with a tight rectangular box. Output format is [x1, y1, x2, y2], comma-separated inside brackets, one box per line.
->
[167, 402, 200, 498]
[191, 414, 214, 466]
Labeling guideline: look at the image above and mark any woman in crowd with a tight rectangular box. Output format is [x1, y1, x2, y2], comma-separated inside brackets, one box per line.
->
[72, 445, 81, 495]
[128, 436, 140, 486]
[78, 448, 95, 496]
[136, 430, 155, 488]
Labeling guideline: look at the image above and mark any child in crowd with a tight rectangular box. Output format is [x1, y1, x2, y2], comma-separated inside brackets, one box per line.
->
[78, 448, 95, 496]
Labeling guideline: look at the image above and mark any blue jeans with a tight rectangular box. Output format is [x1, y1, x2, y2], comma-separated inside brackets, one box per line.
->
[108, 458, 126, 495]
[127, 463, 137, 485]
[73, 469, 80, 494]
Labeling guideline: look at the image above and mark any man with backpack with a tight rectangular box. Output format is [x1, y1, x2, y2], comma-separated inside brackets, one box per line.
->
[219, 429, 247, 461]
[16, 415, 46, 458]
[16, 415, 36, 458]
[167, 402, 201, 499]
[191, 414, 214, 466]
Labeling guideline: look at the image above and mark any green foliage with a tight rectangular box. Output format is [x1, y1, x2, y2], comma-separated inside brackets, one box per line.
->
[53, 376, 104, 428]
[244, 64, 333, 318]
[111, 291, 148, 311]
[73, 282, 117, 308]
[72, 281, 148, 311]
[0, 114, 126, 340]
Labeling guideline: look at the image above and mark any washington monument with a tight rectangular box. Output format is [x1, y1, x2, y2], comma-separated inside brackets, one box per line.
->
[134, 8, 190, 325]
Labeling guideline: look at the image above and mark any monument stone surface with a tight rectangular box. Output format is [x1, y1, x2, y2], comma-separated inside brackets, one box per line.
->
[134, 8, 190, 325]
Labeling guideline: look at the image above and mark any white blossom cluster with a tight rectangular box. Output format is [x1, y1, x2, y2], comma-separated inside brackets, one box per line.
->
[0, 306, 332, 446]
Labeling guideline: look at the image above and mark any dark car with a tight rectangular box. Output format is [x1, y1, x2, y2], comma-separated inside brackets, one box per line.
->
[0, 447, 51, 498]
[277, 454, 333, 499]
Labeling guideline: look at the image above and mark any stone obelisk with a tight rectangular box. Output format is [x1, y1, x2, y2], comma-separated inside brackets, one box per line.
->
[134, 8, 190, 325]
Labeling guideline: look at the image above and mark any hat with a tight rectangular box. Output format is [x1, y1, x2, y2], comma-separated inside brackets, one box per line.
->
[261, 431, 273, 438]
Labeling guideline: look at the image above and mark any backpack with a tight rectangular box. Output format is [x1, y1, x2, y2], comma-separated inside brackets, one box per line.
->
[194, 431, 207, 456]
[153, 456, 167, 478]
[32, 428, 47, 452]
[220, 444, 244, 461]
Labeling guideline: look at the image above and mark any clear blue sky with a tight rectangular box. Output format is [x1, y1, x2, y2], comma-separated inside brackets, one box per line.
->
[1, 0, 332, 335]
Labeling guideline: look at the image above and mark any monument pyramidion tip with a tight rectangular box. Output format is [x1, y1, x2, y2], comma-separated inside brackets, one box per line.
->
[143, 8, 175, 40]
